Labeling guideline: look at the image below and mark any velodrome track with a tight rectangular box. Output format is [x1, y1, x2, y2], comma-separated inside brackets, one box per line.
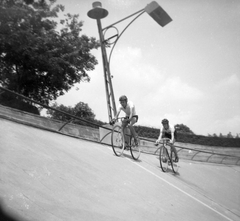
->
[0, 118, 240, 221]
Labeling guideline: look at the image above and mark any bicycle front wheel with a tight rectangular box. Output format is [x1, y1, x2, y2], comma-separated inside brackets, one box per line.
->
[111, 125, 124, 157]
[159, 146, 169, 172]
[170, 151, 178, 173]
[130, 137, 141, 160]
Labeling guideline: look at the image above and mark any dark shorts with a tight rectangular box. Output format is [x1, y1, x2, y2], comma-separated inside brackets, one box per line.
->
[163, 131, 177, 141]
[163, 132, 172, 139]
[133, 115, 138, 123]
[125, 115, 138, 123]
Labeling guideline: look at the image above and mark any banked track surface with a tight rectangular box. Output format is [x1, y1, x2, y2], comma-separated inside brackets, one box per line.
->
[0, 118, 240, 221]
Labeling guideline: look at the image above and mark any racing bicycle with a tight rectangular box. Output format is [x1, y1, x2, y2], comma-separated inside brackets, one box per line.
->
[155, 138, 178, 173]
[110, 117, 141, 160]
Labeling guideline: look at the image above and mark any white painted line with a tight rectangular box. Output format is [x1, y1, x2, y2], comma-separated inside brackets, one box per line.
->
[129, 159, 233, 221]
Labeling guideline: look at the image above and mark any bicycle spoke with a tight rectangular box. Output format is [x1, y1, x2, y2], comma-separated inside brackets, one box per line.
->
[130, 137, 141, 160]
[159, 146, 169, 172]
[170, 151, 178, 173]
[111, 125, 124, 157]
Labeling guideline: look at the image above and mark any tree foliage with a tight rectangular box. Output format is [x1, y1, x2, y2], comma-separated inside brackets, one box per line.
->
[174, 124, 194, 134]
[0, 0, 99, 106]
[134, 123, 194, 140]
[47, 102, 107, 128]
[47, 101, 95, 121]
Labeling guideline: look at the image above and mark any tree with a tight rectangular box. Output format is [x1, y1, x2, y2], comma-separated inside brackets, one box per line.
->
[47, 101, 95, 122]
[0, 0, 99, 107]
[227, 132, 233, 138]
[174, 124, 194, 134]
[47, 101, 106, 128]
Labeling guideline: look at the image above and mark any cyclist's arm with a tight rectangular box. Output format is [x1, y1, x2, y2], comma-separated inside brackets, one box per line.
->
[170, 131, 174, 143]
[156, 127, 163, 142]
[158, 131, 163, 140]
[170, 126, 175, 143]
[129, 106, 134, 121]
[114, 108, 121, 120]
[111, 105, 121, 123]
[126, 102, 134, 121]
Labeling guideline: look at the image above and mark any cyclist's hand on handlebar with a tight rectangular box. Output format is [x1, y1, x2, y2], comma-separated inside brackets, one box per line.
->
[154, 139, 160, 146]
[110, 119, 116, 125]
[123, 117, 130, 124]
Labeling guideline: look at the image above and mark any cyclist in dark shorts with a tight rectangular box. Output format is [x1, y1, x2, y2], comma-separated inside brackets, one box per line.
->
[156, 118, 179, 162]
[112, 95, 139, 145]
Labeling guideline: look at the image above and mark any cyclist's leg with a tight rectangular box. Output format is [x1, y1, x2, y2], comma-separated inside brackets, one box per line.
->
[170, 139, 179, 162]
[122, 121, 127, 143]
[121, 120, 129, 145]
[161, 133, 168, 159]
[128, 117, 138, 141]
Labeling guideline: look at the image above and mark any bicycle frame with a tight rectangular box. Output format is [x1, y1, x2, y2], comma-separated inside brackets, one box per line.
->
[110, 117, 140, 160]
[158, 138, 178, 173]
[111, 117, 132, 141]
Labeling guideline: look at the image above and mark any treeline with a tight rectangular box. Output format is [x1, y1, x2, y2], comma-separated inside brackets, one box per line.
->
[175, 132, 240, 147]
[134, 125, 240, 147]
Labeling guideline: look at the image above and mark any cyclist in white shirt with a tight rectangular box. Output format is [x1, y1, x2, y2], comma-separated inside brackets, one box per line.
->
[112, 95, 139, 145]
[156, 118, 179, 162]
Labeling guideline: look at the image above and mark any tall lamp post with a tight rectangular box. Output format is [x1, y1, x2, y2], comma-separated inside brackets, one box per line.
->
[87, 1, 172, 122]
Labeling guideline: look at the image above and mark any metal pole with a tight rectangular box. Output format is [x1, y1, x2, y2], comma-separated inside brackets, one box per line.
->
[96, 18, 117, 122]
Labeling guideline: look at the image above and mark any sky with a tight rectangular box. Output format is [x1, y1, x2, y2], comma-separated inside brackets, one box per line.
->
[52, 0, 240, 136]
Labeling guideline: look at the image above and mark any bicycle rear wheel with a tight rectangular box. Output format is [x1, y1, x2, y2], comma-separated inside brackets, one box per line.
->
[111, 125, 124, 157]
[170, 151, 178, 173]
[130, 137, 141, 160]
[159, 146, 169, 172]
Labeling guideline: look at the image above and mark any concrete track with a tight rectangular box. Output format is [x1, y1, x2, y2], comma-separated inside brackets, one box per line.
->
[0, 118, 239, 221]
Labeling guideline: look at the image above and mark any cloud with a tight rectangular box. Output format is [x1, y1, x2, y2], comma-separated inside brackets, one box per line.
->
[110, 46, 161, 94]
[111, 46, 203, 99]
[140, 109, 194, 129]
[110, 46, 142, 71]
[206, 115, 240, 136]
[157, 77, 203, 101]
[107, 46, 204, 128]
[215, 74, 240, 89]
[210, 74, 240, 102]
[106, 0, 138, 10]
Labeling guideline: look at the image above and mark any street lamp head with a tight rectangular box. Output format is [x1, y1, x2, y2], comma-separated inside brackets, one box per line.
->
[87, 2, 108, 19]
[145, 1, 172, 27]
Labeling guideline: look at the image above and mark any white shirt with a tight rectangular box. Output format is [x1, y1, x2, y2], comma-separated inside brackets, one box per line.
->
[160, 124, 175, 134]
[117, 101, 136, 117]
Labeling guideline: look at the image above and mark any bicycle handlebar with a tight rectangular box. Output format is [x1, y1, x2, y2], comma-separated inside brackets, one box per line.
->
[154, 138, 171, 146]
[109, 117, 129, 126]
[162, 138, 171, 142]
